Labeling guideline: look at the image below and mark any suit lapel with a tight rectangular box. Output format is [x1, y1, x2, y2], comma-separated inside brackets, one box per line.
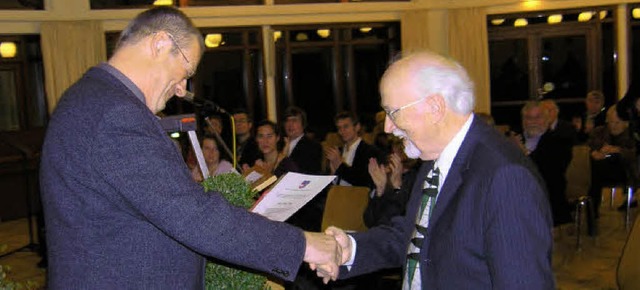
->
[428, 119, 479, 228]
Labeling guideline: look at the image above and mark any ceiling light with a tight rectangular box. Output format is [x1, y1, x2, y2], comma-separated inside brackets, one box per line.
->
[204, 34, 222, 48]
[153, 0, 173, 6]
[296, 33, 308, 41]
[599, 10, 608, 20]
[578, 12, 594, 22]
[547, 14, 563, 24]
[359, 27, 372, 33]
[273, 31, 282, 42]
[491, 19, 505, 25]
[317, 29, 330, 38]
[633, 8, 640, 19]
[514, 18, 528, 27]
[0, 42, 17, 58]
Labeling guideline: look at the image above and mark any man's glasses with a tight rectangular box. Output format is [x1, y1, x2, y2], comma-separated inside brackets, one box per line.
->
[384, 96, 428, 121]
[166, 32, 195, 79]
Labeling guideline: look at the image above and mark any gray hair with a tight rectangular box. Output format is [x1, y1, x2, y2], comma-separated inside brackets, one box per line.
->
[403, 52, 475, 114]
[115, 6, 204, 56]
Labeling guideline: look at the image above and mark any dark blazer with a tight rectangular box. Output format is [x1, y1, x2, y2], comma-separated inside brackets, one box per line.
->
[40, 65, 305, 289]
[529, 127, 574, 226]
[335, 140, 384, 188]
[341, 117, 554, 289]
[288, 136, 323, 174]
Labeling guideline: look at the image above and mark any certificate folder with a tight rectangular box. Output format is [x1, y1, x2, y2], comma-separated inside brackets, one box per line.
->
[250, 172, 336, 222]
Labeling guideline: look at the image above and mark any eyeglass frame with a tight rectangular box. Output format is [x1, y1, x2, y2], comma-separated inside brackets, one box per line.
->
[383, 95, 429, 121]
[165, 32, 195, 79]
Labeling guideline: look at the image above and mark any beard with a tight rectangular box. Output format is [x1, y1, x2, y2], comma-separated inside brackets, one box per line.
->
[392, 128, 422, 159]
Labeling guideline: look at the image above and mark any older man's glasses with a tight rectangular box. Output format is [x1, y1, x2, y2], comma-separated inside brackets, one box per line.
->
[384, 96, 428, 121]
[166, 32, 195, 79]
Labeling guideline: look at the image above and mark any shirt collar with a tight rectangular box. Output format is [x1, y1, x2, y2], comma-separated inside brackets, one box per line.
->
[434, 114, 474, 185]
[97, 62, 146, 105]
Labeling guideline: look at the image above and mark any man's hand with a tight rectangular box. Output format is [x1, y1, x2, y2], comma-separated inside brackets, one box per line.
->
[324, 146, 343, 174]
[368, 158, 387, 196]
[388, 153, 403, 190]
[325, 226, 352, 265]
[303, 231, 342, 284]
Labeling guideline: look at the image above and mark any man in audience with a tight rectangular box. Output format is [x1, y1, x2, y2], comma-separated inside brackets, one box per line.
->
[325, 111, 384, 188]
[587, 105, 638, 233]
[232, 108, 261, 169]
[321, 50, 553, 289]
[541, 99, 577, 145]
[283, 106, 323, 175]
[515, 101, 573, 227]
[40, 7, 341, 288]
[574, 90, 607, 143]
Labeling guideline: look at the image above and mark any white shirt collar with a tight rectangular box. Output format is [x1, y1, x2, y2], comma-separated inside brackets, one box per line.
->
[342, 137, 362, 167]
[434, 114, 474, 187]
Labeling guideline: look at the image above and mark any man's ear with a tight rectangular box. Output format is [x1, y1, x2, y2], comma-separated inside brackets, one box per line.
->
[425, 94, 446, 123]
[150, 32, 171, 59]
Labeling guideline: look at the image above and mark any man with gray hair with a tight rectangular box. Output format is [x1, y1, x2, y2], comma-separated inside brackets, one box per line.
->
[323, 51, 554, 289]
[40, 7, 341, 288]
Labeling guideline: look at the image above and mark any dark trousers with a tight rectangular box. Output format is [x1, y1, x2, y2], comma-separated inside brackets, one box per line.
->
[587, 156, 628, 235]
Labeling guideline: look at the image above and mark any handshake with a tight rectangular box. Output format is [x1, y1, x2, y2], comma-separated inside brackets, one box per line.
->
[303, 226, 353, 284]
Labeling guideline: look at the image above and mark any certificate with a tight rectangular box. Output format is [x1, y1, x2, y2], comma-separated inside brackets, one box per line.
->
[251, 172, 336, 222]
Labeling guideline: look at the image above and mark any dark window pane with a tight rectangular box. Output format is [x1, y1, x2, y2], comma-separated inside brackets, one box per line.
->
[353, 45, 387, 130]
[489, 38, 530, 102]
[0, 0, 43, 10]
[0, 69, 19, 131]
[540, 35, 587, 100]
[289, 49, 336, 138]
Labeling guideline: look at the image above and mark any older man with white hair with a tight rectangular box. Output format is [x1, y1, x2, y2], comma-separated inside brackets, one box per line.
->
[323, 51, 554, 289]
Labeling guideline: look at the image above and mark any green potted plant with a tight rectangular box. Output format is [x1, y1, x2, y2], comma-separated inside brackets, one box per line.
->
[201, 173, 271, 290]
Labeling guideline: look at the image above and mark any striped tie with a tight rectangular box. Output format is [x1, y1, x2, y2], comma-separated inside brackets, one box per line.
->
[405, 166, 440, 288]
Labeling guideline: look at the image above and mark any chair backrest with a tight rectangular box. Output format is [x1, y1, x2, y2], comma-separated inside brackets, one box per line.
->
[617, 216, 640, 290]
[321, 185, 370, 232]
[565, 145, 591, 202]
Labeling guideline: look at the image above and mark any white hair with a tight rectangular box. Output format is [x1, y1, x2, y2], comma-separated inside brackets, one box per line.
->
[413, 61, 475, 114]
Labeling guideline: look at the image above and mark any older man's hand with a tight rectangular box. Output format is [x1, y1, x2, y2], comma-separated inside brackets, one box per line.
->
[303, 231, 342, 284]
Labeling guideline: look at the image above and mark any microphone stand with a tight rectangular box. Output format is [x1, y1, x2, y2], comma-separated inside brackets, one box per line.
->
[204, 116, 236, 169]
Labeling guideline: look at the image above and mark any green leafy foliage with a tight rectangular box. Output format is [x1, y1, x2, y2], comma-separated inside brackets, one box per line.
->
[201, 173, 269, 290]
[0, 248, 40, 290]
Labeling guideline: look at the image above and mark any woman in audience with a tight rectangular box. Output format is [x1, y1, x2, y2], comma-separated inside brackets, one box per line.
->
[190, 134, 235, 182]
[247, 120, 299, 177]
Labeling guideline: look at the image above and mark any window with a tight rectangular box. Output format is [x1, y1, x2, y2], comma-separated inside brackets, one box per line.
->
[488, 7, 614, 132]
[274, 23, 399, 138]
[0, 35, 46, 131]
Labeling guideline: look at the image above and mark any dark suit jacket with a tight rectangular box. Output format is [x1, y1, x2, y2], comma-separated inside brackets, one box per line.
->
[288, 136, 323, 174]
[40, 65, 305, 289]
[335, 140, 384, 188]
[341, 117, 554, 289]
[529, 126, 574, 226]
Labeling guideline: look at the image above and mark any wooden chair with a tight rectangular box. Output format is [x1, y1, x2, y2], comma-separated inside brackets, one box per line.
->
[321, 185, 370, 232]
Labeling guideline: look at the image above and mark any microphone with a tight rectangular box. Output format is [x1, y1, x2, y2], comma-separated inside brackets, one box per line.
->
[183, 91, 228, 115]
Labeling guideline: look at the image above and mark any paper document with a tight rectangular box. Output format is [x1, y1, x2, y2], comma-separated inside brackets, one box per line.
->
[251, 172, 336, 222]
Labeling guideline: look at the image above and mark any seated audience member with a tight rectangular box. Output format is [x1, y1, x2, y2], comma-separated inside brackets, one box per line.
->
[364, 137, 420, 228]
[541, 99, 578, 145]
[249, 120, 299, 177]
[190, 134, 235, 182]
[325, 111, 384, 188]
[574, 90, 607, 143]
[372, 110, 392, 155]
[588, 106, 638, 225]
[282, 106, 323, 174]
[233, 108, 261, 169]
[511, 101, 573, 226]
